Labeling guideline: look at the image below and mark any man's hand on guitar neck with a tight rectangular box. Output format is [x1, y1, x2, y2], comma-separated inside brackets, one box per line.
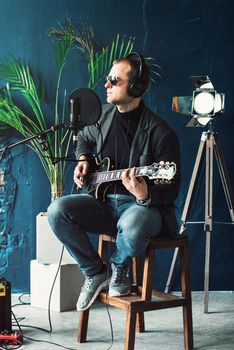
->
[74, 156, 89, 188]
[121, 167, 149, 201]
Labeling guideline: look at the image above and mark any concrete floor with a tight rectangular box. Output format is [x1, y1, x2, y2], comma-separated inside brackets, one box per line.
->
[8, 292, 234, 350]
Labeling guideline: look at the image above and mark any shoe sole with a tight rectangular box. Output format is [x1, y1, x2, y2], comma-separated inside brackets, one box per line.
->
[77, 277, 111, 311]
[108, 288, 130, 297]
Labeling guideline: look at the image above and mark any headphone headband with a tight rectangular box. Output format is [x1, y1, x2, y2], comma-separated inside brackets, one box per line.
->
[124, 52, 146, 98]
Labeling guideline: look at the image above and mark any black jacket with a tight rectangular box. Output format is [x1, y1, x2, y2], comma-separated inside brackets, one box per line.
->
[76, 103, 181, 235]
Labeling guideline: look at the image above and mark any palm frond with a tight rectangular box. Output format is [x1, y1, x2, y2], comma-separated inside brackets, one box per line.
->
[49, 20, 136, 92]
[0, 61, 38, 104]
[49, 17, 95, 59]
[0, 97, 35, 133]
[0, 95, 58, 182]
[0, 60, 45, 129]
[88, 34, 135, 90]
[52, 31, 74, 72]
[144, 57, 162, 83]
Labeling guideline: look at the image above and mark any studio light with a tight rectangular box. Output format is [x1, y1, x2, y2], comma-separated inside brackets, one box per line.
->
[172, 76, 225, 127]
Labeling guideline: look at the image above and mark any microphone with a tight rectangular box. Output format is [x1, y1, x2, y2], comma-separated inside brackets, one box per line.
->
[68, 87, 102, 128]
[69, 97, 82, 144]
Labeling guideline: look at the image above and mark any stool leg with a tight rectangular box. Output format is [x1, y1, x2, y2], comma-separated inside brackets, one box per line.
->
[180, 243, 194, 350]
[125, 307, 136, 350]
[77, 309, 89, 343]
[98, 235, 109, 262]
[136, 312, 145, 332]
[132, 256, 142, 285]
[132, 256, 145, 332]
[142, 245, 155, 302]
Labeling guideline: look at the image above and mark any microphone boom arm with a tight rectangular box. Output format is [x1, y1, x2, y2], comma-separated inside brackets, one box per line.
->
[0, 123, 66, 161]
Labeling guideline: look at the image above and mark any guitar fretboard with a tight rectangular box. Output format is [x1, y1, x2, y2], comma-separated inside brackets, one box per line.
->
[89, 167, 146, 185]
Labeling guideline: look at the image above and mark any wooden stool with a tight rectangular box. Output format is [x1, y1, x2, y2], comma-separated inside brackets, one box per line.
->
[77, 234, 194, 350]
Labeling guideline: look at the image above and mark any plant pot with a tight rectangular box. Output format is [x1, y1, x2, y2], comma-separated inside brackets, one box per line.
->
[36, 212, 76, 264]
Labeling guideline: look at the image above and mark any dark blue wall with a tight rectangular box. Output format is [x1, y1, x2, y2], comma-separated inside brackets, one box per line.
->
[0, 0, 233, 292]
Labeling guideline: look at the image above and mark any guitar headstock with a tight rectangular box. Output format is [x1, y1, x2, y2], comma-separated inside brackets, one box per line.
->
[140, 161, 176, 183]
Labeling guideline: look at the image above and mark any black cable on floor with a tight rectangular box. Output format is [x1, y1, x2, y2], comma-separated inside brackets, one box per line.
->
[47, 245, 65, 333]
[22, 336, 77, 350]
[10, 245, 78, 350]
[11, 304, 77, 350]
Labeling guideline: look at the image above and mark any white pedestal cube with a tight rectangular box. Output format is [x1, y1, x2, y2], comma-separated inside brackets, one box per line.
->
[36, 212, 76, 264]
[30, 260, 84, 312]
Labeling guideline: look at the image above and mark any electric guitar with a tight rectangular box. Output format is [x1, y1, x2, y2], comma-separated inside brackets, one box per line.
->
[82, 157, 177, 200]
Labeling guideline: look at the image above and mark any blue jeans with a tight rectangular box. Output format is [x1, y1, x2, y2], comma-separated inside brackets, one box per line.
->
[47, 194, 162, 276]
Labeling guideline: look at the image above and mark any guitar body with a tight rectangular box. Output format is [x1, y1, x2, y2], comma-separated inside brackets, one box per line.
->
[84, 157, 112, 200]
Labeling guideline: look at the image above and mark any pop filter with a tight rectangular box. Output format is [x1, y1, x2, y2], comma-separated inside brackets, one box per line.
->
[68, 88, 102, 127]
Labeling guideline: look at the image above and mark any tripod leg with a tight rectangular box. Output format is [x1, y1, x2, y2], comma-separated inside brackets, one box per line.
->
[204, 133, 234, 313]
[204, 133, 214, 313]
[165, 247, 179, 293]
[214, 137, 234, 222]
[204, 231, 211, 313]
[181, 132, 207, 223]
[165, 133, 207, 293]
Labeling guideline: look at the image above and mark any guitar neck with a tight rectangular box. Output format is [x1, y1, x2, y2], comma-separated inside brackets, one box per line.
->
[89, 167, 145, 185]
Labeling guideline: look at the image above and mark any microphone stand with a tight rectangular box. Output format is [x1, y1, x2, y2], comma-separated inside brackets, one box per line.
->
[0, 124, 65, 162]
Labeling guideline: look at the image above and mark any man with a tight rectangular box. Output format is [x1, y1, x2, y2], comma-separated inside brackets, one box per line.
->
[47, 52, 181, 311]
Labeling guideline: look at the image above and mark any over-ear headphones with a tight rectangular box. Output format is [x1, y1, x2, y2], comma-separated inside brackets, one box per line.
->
[125, 52, 146, 98]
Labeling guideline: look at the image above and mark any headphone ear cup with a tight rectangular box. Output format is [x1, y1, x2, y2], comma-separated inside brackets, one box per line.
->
[125, 52, 147, 97]
[127, 79, 145, 98]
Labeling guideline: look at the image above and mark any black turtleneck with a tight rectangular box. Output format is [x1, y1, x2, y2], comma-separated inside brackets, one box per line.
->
[101, 101, 144, 194]
[102, 101, 144, 169]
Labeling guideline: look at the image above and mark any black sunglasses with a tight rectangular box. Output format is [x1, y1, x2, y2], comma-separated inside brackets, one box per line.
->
[105, 75, 120, 86]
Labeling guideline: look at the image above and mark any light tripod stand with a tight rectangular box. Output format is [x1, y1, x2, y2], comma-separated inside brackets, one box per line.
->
[165, 120, 234, 313]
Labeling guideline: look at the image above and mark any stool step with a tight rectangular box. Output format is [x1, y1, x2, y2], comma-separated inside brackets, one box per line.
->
[98, 291, 186, 311]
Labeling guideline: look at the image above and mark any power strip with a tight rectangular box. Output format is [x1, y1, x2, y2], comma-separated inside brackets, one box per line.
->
[0, 332, 23, 345]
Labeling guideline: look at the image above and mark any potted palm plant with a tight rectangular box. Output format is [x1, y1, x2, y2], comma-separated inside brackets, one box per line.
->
[0, 18, 135, 201]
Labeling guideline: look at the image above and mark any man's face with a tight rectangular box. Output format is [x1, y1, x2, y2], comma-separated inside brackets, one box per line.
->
[104, 61, 133, 106]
